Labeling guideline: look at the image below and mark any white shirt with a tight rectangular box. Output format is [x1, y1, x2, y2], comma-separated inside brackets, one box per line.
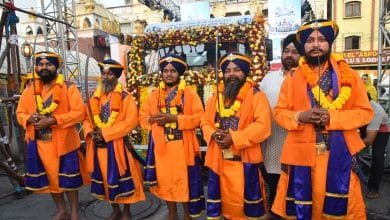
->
[259, 70, 288, 174]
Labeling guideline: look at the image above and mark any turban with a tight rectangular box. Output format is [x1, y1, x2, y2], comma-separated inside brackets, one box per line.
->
[98, 59, 124, 78]
[159, 54, 187, 76]
[219, 52, 251, 76]
[34, 51, 63, 69]
[283, 33, 303, 55]
[296, 19, 339, 46]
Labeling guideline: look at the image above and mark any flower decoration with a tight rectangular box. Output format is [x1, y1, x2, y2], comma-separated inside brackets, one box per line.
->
[299, 54, 353, 110]
[125, 20, 267, 95]
[90, 83, 123, 128]
[35, 74, 64, 115]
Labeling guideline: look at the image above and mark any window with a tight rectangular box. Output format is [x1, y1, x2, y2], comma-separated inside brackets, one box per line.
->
[26, 26, 33, 35]
[82, 18, 91, 29]
[37, 27, 43, 35]
[345, 36, 360, 50]
[345, 1, 361, 17]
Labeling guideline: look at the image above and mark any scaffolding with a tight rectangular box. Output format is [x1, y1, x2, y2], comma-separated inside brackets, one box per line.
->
[40, 0, 81, 85]
[378, 0, 390, 114]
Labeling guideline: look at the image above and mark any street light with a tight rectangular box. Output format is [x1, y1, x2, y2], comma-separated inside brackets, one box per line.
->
[21, 41, 33, 72]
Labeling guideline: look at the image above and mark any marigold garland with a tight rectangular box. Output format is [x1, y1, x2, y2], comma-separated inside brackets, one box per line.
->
[125, 20, 267, 96]
[90, 83, 122, 128]
[159, 79, 186, 140]
[299, 55, 353, 110]
[34, 74, 64, 115]
[216, 79, 253, 118]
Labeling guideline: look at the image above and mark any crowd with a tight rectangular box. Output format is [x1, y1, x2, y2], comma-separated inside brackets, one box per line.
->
[0, 19, 385, 220]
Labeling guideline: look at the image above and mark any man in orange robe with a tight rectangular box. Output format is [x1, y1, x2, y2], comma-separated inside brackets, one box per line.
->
[272, 19, 373, 220]
[16, 51, 85, 220]
[83, 59, 145, 220]
[201, 52, 272, 219]
[139, 54, 205, 220]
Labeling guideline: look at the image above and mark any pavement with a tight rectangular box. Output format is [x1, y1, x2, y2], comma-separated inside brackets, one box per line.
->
[0, 169, 389, 220]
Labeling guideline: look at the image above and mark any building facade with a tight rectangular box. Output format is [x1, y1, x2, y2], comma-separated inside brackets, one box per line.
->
[333, 0, 390, 79]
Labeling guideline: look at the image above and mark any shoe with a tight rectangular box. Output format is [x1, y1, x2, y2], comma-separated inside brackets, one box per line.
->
[366, 190, 379, 199]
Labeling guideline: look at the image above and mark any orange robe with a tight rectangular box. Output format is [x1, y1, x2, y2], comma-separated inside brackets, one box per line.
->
[16, 80, 85, 193]
[139, 87, 204, 202]
[83, 90, 145, 204]
[272, 55, 374, 219]
[201, 86, 272, 219]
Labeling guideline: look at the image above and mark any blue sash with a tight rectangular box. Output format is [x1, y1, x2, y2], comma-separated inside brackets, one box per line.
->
[285, 166, 312, 220]
[188, 157, 206, 218]
[59, 150, 83, 190]
[206, 164, 265, 218]
[144, 132, 157, 186]
[91, 141, 135, 201]
[91, 97, 136, 201]
[244, 163, 265, 218]
[207, 169, 221, 218]
[25, 140, 83, 191]
[25, 140, 49, 190]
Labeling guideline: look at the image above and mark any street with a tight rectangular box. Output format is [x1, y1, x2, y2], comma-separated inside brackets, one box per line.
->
[0, 171, 389, 219]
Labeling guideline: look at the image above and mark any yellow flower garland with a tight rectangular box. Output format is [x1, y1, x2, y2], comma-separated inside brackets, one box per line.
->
[300, 54, 353, 110]
[36, 74, 64, 115]
[217, 94, 241, 118]
[216, 79, 253, 118]
[311, 85, 352, 110]
[92, 83, 122, 128]
[159, 79, 186, 140]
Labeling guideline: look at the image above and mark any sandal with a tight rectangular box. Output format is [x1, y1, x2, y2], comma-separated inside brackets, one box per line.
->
[366, 190, 379, 199]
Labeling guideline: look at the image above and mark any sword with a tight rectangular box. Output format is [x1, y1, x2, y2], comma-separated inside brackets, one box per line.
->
[84, 56, 105, 148]
[84, 55, 96, 128]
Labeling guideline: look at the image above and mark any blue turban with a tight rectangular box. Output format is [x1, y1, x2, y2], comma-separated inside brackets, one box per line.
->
[34, 51, 63, 69]
[98, 59, 124, 78]
[283, 33, 303, 55]
[296, 19, 339, 46]
[159, 54, 187, 76]
[219, 52, 251, 76]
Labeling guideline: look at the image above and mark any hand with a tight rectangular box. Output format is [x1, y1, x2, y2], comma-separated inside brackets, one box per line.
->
[92, 129, 103, 141]
[297, 108, 321, 125]
[149, 112, 178, 126]
[212, 130, 233, 149]
[33, 116, 57, 130]
[90, 129, 105, 147]
[27, 113, 40, 124]
[312, 108, 330, 126]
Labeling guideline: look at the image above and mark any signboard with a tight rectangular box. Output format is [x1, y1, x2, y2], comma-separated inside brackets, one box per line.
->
[180, 1, 210, 21]
[343, 50, 390, 65]
[267, 0, 301, 63]
[144, 15, 253, 33]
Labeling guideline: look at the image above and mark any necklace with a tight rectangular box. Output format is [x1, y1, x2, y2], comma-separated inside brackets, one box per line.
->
[34, 74, 64, 115]
[91, 83, 122, 128]
[300, 55, 352, 110]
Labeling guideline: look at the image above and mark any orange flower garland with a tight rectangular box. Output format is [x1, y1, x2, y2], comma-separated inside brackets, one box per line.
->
[299, 54, 353, 110]
[34, 74, 64, 115]
[90, 83, 122, 128]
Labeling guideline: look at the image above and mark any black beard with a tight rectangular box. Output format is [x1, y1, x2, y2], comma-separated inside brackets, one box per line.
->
[102, 80, 117, 94]
[282, 57, 298, 71]
[223, 77, 246, 101]
[304, 50, 331, 66]
[165, 81, 179, 88]
[38, 69, 57, 84]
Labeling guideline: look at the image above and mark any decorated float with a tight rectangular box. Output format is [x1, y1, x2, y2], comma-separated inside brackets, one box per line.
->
[123, 14, 269, 144]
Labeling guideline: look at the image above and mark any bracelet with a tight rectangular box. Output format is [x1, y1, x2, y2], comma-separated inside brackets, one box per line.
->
[294, 111, 304, 124]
